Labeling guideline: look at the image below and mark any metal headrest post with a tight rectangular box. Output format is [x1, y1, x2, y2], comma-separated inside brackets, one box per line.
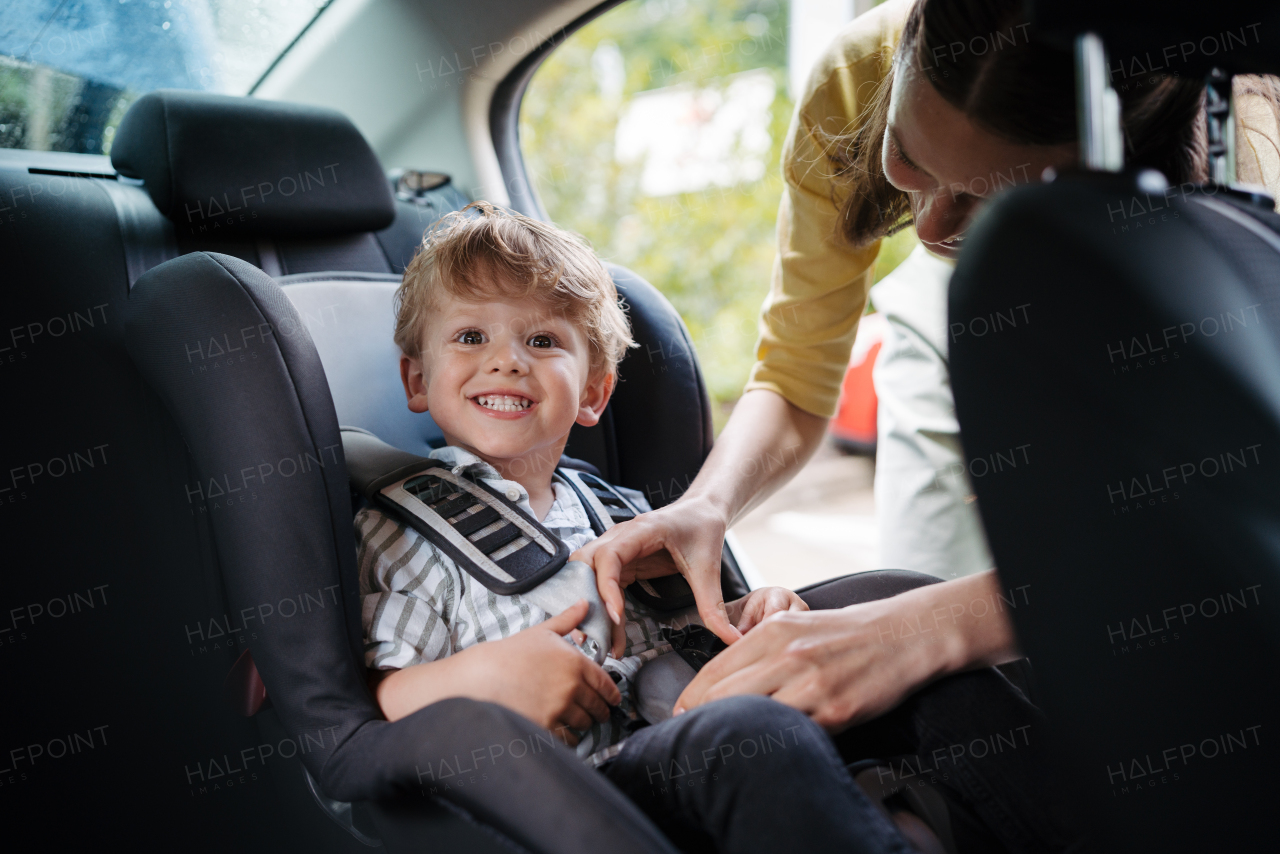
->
[1205, 67, 1237, 185]
[1074, 32, 1123, 171]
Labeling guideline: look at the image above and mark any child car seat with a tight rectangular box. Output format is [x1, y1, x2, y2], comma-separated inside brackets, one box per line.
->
[0, 87, 744, 851]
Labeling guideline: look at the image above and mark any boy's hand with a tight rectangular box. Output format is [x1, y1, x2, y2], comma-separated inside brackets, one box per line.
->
[724, 587, 809, 635]
[459, 600, 621, 746]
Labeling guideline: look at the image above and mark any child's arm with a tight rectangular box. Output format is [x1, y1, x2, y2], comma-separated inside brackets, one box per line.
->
[374, 600, 622, 746]
[724, 586, 809, 635]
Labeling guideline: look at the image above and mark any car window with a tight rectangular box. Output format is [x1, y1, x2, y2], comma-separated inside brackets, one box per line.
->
[521, 0, 917, 422]
[0, 0, 331, 156]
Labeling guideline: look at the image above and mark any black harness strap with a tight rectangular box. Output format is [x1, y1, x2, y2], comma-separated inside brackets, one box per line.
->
[556, 467, 636, 536]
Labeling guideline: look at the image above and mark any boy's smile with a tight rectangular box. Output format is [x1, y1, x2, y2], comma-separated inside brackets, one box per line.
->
[472, 393, 535, 415]
[400, 291, 613, 511]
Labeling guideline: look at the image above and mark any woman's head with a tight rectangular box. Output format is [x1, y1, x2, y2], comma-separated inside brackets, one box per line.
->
[833, 0, 1211, 254]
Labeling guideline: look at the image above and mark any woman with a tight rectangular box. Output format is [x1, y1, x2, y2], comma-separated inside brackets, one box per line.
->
[579, 0, 1280, 846]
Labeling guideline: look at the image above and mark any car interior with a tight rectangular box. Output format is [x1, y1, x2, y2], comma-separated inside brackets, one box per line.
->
[2, 0, 1277, 850]
[3, 2, 745, 850]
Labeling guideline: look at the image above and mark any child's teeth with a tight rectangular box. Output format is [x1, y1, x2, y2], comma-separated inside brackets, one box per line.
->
[477, 395, 530, 412]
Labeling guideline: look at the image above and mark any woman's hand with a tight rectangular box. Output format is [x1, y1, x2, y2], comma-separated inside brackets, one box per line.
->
[575, 390, 831, 653]
[573, 495, 741, 656]
[674, 571, 1021, 731]
[673, 601, 935, 731]
[725, 586, 809, 634]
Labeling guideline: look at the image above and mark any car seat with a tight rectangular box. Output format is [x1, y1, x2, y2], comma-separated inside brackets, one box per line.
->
[948, 2, 1280, 850]
[0, 88, 745, 851]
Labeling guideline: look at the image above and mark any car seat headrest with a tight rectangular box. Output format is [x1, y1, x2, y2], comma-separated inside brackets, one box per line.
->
[111, 90, 396, 238]
[1030, 0, 1280, 78]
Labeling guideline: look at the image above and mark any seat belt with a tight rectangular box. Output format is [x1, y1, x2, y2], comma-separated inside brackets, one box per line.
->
[344, 428, 571, 593]
[94, 178, 178, 288]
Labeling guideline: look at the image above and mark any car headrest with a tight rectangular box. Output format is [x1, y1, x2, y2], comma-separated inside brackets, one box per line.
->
[111, 90, 396, 238]
[1031, 0, 1280, 77]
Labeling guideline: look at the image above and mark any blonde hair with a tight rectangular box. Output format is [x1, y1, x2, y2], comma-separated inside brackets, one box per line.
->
[394, 202, 635, 374]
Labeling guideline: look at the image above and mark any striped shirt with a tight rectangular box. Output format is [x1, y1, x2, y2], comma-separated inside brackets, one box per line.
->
[356, 445, 693, 764]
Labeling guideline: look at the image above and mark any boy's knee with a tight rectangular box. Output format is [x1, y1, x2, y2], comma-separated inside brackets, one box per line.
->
[671, 697, 839, 788]
[701, 695, 811, 729]
[401, 698, 576, 774]
[686, 696, 824, 753]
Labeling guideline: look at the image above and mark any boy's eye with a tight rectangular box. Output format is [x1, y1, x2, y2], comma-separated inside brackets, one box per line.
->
[527, 333, 557, 349]
[457, 329, 485, 345]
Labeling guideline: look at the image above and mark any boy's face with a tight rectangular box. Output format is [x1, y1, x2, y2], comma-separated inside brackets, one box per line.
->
[399, 290, 613, 475]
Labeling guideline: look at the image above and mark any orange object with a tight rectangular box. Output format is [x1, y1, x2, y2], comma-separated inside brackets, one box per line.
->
[830, 313, 885, 454]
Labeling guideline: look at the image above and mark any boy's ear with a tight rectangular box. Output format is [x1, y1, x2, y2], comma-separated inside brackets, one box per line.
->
[576, 369, 615, 427]
[400, 355, 431, 414]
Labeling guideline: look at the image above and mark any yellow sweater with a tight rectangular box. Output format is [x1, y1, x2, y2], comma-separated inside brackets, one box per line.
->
[744, 0, 1280, 418]
[743, 0, 910, 418]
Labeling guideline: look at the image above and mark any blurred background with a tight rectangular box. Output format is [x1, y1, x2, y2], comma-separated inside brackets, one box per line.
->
[521, 0, 913, 586]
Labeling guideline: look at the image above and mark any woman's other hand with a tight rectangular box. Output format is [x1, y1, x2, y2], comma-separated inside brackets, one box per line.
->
[573, 496, 739, 657]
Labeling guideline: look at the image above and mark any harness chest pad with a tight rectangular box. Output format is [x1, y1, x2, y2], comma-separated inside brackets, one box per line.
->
[344, 429, 568, 595]
[571, 471, 638, 529]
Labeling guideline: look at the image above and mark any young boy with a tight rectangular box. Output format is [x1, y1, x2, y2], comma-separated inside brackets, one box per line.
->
[356, 203, 918, 853]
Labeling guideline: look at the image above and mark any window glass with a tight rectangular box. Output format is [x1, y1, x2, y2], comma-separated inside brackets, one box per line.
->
[0, 0, 330, 155]
[521, 0, 917, 420]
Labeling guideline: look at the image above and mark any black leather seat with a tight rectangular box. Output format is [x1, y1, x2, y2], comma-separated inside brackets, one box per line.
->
[948, 5, 1280, 848]
[0, 89, 743, 850]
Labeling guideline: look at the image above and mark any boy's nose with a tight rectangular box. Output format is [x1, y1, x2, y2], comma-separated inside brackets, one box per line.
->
[485, 342, 528, 374]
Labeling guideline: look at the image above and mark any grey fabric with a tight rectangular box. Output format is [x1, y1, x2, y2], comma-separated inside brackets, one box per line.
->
[290, 282, 445, 458]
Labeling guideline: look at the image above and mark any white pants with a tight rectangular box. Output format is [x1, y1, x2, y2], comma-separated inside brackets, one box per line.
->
[869, 245, 993, 579]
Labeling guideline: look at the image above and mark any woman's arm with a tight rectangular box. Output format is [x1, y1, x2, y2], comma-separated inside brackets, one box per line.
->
[674, 569, 1019, 730]
[575, 388, 828, 645]
[685, 388, 830, 525]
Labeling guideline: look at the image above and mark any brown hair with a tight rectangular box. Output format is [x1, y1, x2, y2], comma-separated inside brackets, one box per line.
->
[829, 0, 1231, 248]
[394, 202, 635, 374]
